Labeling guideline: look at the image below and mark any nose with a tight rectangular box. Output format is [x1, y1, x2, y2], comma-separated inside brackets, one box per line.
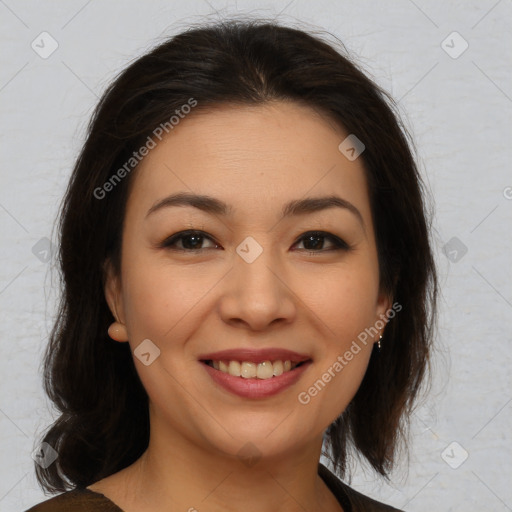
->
[218, 248, 297, 332]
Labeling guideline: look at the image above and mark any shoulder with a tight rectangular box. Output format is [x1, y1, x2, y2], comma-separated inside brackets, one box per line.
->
[24, 488, 123, 512]
[318, 463, 405, 512]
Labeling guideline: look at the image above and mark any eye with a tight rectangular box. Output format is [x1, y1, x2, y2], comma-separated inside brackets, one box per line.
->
[160, 230, 220, 252]
[159, 229, 350, 254]
[292, 231, 350, 254]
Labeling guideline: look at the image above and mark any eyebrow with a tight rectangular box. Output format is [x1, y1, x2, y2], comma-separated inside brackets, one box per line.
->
[145, 192, 364, 227]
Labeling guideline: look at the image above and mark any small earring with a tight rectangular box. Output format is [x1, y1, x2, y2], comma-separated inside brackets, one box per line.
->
[108, 321, 128, 342]
[377, 334, 382, 351]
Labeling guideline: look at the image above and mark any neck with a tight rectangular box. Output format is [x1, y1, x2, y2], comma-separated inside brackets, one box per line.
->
[108, 418, 342, 512]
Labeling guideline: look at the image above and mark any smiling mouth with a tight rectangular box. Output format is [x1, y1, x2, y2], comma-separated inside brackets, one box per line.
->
[202, 359, 309, 380]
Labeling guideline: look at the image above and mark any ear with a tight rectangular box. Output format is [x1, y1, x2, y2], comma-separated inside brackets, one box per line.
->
[103, 258, 128, 342]
[375, 288, 393, 341]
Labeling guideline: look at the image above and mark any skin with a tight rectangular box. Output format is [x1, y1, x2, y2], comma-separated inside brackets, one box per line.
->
[87, 101, 391, 512]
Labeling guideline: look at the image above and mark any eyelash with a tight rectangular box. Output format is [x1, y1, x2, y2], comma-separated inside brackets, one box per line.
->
[159, 229, 350, 255]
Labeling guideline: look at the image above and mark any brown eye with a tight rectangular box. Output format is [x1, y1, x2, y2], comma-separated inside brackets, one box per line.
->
[161, 230, 220, 252]
[293, 231, 349, 254]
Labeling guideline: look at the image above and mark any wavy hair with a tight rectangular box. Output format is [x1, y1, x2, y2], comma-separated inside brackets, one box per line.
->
[35, 17, 437, 492]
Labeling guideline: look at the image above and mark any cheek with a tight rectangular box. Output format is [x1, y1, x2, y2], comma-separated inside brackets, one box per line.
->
[298, 261, 380, 340]
[294, 261, 379, 412]
[121, 254, 228, 348]
[122, 260, 197, 339]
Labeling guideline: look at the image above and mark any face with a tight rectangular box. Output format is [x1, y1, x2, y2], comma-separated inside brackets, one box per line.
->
[105, 101, 390, 462]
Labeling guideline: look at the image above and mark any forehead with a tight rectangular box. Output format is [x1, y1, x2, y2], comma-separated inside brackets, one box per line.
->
[126, 101, 371, 221]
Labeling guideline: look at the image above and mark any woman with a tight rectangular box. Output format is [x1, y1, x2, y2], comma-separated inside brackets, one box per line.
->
[26, 17, 437, 512]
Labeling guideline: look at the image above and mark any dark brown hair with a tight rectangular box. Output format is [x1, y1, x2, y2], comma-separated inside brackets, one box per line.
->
[36, 17, 437, 492]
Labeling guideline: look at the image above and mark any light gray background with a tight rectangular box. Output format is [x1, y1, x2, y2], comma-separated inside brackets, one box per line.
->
[1, 1, 511, 511]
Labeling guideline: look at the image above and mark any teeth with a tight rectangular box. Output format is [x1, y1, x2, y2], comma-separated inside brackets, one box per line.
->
[228, 360, 241, 377]
[241, 362, 257, 379]
[257, 361, 274, 379]
[209, 359, 301, 379]
[273, 360, 284, 376]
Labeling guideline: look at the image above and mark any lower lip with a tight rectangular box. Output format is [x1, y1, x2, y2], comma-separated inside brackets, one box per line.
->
[202, 361, 312, 399]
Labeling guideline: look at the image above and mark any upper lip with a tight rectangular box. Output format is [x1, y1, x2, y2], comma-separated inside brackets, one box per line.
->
[198, 348, 311, 364]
